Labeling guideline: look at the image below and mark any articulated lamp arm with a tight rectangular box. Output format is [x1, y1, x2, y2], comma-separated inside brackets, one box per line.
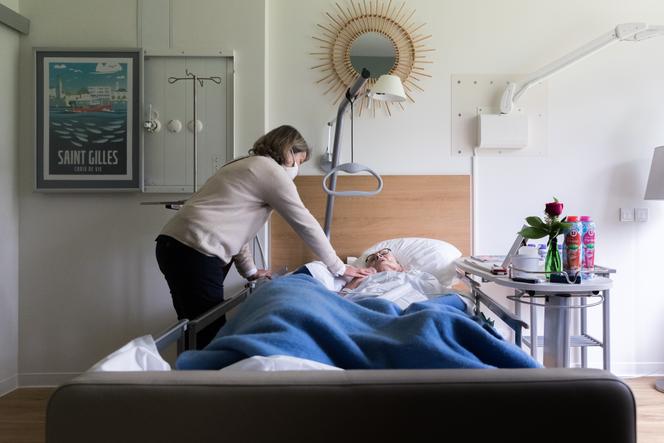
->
[500, 22, 664, 114]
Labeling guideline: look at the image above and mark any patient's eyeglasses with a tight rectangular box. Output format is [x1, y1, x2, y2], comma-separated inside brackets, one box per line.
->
[365, 248, 392, 264]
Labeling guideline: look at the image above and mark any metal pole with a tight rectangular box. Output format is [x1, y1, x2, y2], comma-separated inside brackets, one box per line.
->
[323, 68, 370, 238]
[603, 289, 610, 371]
[193, 74, 198, 192]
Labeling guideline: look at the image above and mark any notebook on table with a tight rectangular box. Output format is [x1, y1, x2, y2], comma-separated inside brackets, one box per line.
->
[466, 228, 526, 274]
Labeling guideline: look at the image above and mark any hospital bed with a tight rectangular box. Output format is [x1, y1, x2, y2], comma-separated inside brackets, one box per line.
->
[46, 175, 637, 442]
[46, 279, 636, 442]
[47, 275, 636, 442]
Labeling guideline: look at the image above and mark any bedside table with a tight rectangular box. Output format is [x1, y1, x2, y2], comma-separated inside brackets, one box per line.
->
[455, 257, 615, 369]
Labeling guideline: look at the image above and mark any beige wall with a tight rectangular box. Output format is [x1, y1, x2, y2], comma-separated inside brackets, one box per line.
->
[17, 0, 265, 384]
[0, 0, 21, 395]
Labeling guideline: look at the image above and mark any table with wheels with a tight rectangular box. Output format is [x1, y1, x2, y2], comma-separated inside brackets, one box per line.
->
[455, 257, 615, 369]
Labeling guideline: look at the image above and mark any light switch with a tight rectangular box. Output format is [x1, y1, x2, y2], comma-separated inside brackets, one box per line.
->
[620, 208, 634, 222]
[635, 208, 649, 222]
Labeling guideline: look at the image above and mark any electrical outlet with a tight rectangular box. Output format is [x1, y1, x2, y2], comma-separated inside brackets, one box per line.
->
[619, 208, 634, 222]
[635, 208, 649, 222]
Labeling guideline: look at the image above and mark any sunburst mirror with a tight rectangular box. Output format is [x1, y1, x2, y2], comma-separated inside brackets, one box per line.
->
[311, 0, 432, 116]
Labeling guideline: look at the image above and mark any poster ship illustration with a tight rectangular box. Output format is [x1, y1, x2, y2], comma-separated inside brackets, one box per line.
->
[48, 60, 129, 175]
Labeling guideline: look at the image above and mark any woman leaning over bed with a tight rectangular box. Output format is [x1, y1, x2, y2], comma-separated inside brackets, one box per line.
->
[155, 125, 372, 348]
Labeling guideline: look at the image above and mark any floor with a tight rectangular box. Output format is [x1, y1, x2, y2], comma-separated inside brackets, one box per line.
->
[0, 378, 663, 442]
[0, 388, 51, 443]
[627, 377, 664, 442]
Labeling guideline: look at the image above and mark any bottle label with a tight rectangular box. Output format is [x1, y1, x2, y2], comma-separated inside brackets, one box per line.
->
[582, 223, 595, 270]
[563, 223, 583, 273]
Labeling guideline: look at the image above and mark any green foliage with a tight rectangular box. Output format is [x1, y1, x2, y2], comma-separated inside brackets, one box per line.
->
[519, 207, 573, 240]
[525, 216, 545, 228]
[519, 226, 548, 239]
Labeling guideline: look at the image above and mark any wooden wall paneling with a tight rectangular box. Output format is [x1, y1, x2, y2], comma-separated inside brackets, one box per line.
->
[270, 175, 470, 272]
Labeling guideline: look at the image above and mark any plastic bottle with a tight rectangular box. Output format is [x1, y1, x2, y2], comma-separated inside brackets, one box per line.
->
[581, 215, 596, 279]
[537, 244, 547, 261]
[562, 216, 583, 280]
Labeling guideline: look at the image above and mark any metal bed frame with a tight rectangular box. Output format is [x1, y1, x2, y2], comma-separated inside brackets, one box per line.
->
[153, 281, 257, 355]
[453, 267, 530, 346]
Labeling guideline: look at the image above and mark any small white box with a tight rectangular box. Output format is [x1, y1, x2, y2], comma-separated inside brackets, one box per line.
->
[619, 208, 634, 222]
[478, 114, 529, 149]
[635, 208, 648, 222]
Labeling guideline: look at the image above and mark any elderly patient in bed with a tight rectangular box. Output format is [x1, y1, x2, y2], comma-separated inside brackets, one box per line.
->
[305, 248, 472, 311]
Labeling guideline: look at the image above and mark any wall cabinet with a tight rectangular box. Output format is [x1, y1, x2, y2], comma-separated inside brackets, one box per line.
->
[142, 50, 234, 193]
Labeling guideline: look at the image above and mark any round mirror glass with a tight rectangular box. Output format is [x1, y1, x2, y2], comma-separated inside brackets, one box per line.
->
[350, 32, 396, 79]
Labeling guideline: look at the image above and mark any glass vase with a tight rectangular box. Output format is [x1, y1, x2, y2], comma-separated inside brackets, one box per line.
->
[545, 236, 562, 279]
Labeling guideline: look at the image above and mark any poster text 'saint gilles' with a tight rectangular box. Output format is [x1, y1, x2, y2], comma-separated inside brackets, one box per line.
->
[57, 149, 119, 166]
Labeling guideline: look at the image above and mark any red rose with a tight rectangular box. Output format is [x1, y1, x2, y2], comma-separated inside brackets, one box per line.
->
[545, 201, 563, 217]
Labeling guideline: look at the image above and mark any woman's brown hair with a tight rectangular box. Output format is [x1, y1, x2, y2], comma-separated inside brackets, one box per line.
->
[249, 125, 311, 165]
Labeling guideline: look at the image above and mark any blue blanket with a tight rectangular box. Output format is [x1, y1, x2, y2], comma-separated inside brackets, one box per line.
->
[176, 274, 540, 370]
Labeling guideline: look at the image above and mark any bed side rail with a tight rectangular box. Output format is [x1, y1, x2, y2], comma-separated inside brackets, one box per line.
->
[185, 282, 256, 350]
[457, 270, 528, 346]
[474, 286, 528, 346]
[154, 319, 189, 354]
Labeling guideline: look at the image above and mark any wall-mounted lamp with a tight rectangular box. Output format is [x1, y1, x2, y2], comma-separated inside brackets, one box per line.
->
[500, 22, 664, 115]
[368, 74, 406, 102]
[320, 74, 406, 172]
[477, 23, 664, 151]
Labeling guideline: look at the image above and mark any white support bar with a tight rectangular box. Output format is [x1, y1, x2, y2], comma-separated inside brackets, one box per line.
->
[500, 22, 664, 114]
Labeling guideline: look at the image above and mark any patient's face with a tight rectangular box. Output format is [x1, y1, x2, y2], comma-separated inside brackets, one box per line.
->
[366, 248, 404, 272]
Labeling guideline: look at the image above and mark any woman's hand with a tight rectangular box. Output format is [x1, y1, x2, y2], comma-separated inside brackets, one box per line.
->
[343, 265, 376, 279]
[342, 266, 376, 291]
[343, 276, 365, 290]
[247, 269, 272, 281]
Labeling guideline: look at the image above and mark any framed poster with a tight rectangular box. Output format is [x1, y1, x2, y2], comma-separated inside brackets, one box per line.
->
[35, 49, 140, 191]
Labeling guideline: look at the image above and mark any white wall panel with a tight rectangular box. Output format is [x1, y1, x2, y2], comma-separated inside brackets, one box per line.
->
[142, 54, 233, 192]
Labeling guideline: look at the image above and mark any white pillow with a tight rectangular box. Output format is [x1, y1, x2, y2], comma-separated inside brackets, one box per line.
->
[351, 237, 462, 287]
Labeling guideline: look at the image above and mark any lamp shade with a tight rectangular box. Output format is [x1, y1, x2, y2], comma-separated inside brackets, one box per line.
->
[645, 146, 664, 200]
[368, 74, 406, 102]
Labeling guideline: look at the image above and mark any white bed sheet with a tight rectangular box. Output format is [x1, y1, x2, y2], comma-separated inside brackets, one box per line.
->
[219, 355, 343, 372]
[305, 261, 473, 312]
[90, 336, 342, 372]
[89, 335, 171, 372]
